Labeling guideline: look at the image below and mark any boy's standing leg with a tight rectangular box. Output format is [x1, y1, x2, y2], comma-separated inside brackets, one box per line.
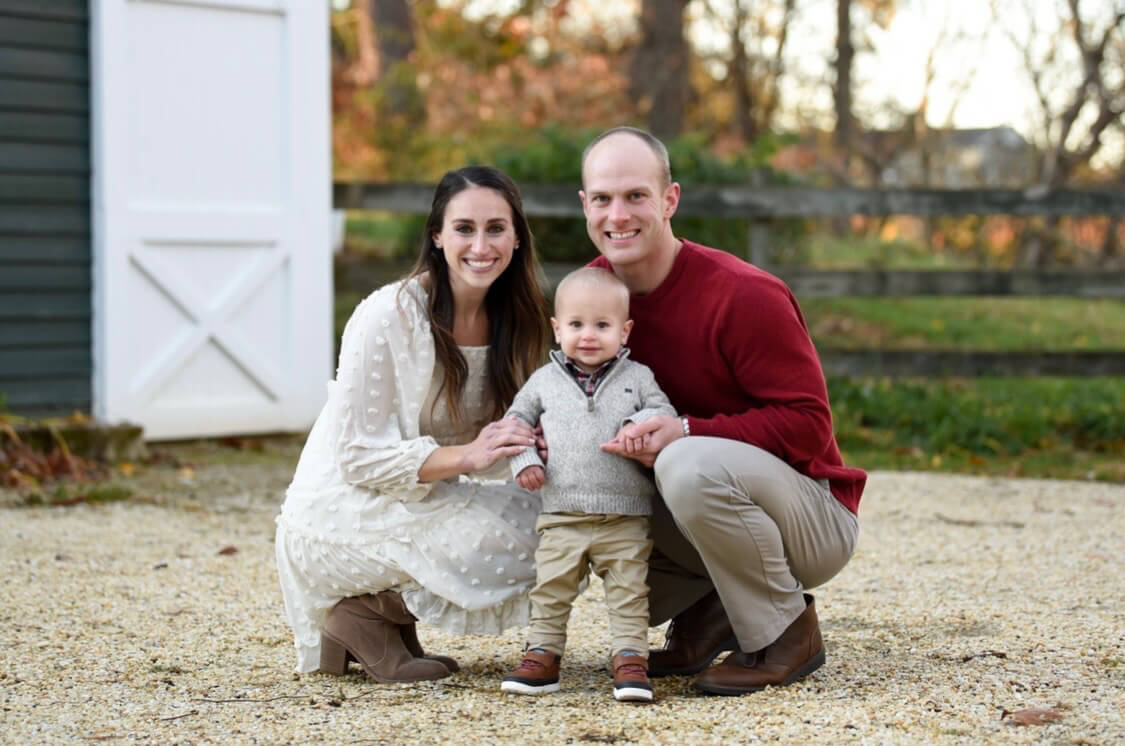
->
[501, 513, 590, 695]
[588, 514, 655, 702]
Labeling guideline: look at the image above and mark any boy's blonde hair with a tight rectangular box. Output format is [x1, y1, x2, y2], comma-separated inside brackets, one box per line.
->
[553, 267, 630, 316]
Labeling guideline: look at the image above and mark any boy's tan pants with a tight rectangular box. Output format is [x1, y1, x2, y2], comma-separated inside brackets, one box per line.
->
[527, 512, 652, 657]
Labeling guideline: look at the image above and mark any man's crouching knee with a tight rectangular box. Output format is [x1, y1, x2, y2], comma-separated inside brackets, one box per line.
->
[653, 438, 711, 526]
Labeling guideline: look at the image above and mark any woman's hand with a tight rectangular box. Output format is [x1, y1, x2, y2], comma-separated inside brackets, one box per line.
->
[460, 417, 538, 473]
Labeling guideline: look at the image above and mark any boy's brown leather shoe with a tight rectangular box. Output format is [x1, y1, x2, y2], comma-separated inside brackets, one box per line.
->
[500, 648, 562, 695]
[648, 590, 737, 677]
[694, 594, 824, 696]
[611, 651, 653, 702]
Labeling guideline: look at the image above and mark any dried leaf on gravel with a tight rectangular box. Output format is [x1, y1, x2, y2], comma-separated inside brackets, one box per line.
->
[961, 650, 1008, 663]
[217, 545, 239, 556]
[219, 437, 265, 452]
[1002, 706, 1069, 726]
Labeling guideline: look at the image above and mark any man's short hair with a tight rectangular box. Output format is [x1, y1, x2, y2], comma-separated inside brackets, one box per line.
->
[581, 126, 672, 188]
[554, 267, 630, 315]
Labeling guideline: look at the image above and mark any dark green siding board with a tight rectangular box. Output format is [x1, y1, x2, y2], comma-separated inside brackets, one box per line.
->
[0, 205, 90, 234]
[0, 292, 90, 319]
[0, 378, 91, 414]
[0, 173, 88, 202]
[0, 111, 88, 143]
[0, 16, 87, 52]
[0, 236, 89, 261]
[0, 78, 88, 113]
[0, 1, 91, 416]
[0, 47, 87, 82]
[0, 263, 89, 289]
[0, 319, 89, 346]
[0, 345, 89, 376]
[0, 2, 87, 23]
[0, 142, 88, 171]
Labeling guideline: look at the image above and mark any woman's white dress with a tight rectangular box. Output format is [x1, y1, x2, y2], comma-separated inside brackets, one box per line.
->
[275, 278, 541, 673]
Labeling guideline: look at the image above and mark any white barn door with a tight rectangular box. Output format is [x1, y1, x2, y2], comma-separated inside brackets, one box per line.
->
[91, 0, 332, 439]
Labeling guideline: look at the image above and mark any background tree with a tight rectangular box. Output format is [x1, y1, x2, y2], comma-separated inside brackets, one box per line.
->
[997, 0, 1124, 265]
[630, 0, 692, 136]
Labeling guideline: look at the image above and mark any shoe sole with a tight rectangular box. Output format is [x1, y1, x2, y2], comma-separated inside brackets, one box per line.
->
[649, 634, 738, 678]
[500, 680, 560, 695]
[694, 648, 826, 696]
[613, 686, 654, 702]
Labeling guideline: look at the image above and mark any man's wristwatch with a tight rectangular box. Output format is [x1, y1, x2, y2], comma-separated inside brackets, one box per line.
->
[680, 416, 690, 438]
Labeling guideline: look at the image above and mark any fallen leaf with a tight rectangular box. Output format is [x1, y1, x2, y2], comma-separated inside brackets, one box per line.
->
[1002, 706, 1067, 726]
[119, 462, 136, 477]
[177, 466, 195, 480]
[217, 546, 239, 556]
[218, 436, 264, 452]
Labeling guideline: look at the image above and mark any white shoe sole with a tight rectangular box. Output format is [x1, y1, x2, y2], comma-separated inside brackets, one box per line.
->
[613, 686, 653, 702]
[501, 680, 560, 695]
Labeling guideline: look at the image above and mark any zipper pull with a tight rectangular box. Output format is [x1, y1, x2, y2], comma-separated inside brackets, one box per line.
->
[587, 396, 594, 412]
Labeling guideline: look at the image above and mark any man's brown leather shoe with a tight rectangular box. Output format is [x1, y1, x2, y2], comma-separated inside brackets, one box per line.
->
[648, 590, 737, 677]
[695, 594, 825, 696]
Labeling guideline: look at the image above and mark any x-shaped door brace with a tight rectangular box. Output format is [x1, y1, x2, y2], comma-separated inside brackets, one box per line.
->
[127, 244, 289, 406]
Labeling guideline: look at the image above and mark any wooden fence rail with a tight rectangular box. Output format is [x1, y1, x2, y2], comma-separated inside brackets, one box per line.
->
[334, 182, 1125, 377]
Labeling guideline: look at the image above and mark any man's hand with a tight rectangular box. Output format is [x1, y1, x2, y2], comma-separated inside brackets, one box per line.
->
[601, 416, 683, 468]
[516, 465, 546, 491]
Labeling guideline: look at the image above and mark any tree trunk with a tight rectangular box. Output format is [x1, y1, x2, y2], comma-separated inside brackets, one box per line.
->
[370, 0, 421, 121]
[630, 0, 690, 137]
[731, 0, 755, 141]
[833, 0, 853, 158]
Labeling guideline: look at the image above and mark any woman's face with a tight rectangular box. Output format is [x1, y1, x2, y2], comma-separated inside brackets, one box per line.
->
[433, 187, 518, 301]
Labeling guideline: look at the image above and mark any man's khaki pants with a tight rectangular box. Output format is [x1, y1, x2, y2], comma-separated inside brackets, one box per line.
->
[527, 512, 653, 657]
[650, 437, 860, 652]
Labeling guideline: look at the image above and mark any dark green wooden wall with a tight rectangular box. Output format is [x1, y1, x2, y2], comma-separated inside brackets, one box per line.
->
[0, 0, 91, 415]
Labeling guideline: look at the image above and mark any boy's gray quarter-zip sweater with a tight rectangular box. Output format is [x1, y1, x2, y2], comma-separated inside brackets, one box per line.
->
[506, 349, 677, 516]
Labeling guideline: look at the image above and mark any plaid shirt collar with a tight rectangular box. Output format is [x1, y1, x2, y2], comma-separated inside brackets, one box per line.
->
[553, 348, 628, 396]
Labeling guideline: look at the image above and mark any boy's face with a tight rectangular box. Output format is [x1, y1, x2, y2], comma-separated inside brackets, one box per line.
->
[551, 282, 633, 373]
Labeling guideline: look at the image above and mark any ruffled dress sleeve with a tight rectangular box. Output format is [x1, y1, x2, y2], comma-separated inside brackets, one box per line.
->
[330, 281, 441, 502]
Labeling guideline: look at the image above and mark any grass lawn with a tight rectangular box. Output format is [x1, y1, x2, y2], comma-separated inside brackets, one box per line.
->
[802, 297, 1125, 350]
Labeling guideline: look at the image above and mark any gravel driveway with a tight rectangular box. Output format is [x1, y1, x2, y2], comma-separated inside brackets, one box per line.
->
[2, 452, 1122, 745]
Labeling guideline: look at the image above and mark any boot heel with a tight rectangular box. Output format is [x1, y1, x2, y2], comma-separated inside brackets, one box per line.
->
[319, 634, 350, 675]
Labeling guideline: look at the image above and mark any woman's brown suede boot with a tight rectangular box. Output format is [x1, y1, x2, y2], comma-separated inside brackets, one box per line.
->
[319, 592, 451, 683]
[400, 621, 460, 673]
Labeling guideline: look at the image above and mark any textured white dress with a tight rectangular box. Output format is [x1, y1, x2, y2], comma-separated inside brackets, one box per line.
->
[275, 278, 541, 673]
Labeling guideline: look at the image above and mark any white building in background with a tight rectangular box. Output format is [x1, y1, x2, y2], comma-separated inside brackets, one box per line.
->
[88, 0, 333, 439]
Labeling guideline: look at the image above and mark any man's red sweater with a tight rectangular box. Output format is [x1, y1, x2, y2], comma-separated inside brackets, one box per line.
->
[591, 240, 866, 514]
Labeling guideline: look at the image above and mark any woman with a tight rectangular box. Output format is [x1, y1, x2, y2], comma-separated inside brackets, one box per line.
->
[276, 166, 551, 682]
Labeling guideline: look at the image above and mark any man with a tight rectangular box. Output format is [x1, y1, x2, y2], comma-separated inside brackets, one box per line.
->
[583, 126, 866, 696]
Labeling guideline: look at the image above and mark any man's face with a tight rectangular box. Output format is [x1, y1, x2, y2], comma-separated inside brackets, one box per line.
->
[579, 135, 679, 269]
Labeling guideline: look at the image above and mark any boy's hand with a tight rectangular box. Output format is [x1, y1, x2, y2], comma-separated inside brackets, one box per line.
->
[516, 465, 546, 491]
[601, 416, 683, 468]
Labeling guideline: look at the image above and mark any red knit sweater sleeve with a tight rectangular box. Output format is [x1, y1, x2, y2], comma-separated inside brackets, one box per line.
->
[687, 275, 835, 468]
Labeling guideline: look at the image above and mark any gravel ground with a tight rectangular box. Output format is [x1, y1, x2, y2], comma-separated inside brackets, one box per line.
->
[1, 454, 1123, 745]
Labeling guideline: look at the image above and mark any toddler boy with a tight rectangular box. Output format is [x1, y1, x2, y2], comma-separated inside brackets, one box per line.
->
[499, 267, 676, 703]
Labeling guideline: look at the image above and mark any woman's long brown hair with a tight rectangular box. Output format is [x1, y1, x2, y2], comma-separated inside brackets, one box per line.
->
[401, 166, 550, 426]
